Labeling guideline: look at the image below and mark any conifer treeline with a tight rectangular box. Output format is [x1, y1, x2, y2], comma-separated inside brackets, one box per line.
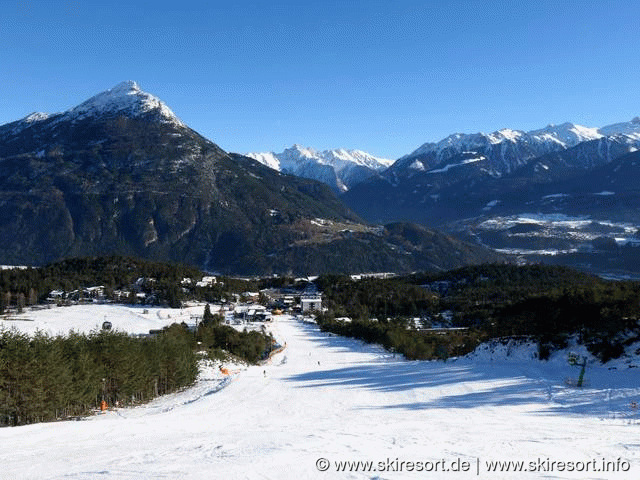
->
[0, 256, 202, 310]
[0, 256, 262, 310]
[316, 314, 483, 361]
[0, 326, 197, 426]
[197, 314, 274, 364]
[315, 264, 640, 361]
[0, 316, 275, 427]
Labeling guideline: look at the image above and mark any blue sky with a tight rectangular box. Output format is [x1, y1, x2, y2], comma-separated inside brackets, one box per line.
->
[2, 0, 640, 159]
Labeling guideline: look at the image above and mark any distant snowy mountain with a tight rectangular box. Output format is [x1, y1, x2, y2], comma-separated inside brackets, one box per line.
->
[395, 123, 610, 178]
[343, 117, 640, 231]
[599, 116, 640, 140]
[405, 122, 607, 159]
[395, 119, 640, 179]
[246, 145, 392, 193]
[528, 122, 603, 147]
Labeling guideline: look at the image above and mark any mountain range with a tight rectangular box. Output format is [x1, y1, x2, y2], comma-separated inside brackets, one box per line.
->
[341, 119, 640, 276]
[6, 80, 640, 275]
[246, 145, 392, 193]
[396, 120, 639, 175]
[343, 119, 640, 225]
[245, 118, 640, 276]
[0, 81, 502, 274]
[247, 119, 640, 225]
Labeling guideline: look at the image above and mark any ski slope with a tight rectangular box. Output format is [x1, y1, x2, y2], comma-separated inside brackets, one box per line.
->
[1, 314, 639, 479]
[0, 303, 210, 336]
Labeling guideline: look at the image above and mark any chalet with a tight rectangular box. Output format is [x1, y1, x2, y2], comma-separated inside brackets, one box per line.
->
[134, 277, 156, 288]
[247, 305, 271, 322]
[242, 291, 260, 303]
[196, 276, 217, 288]
[83, 286, 105, 299]
[112, 290, 131, 302]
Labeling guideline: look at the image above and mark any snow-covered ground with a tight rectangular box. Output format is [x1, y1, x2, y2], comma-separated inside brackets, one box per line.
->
[474, 213, 640, 256]
[1, 310, 639, 479]
[0, 303, 212, 336]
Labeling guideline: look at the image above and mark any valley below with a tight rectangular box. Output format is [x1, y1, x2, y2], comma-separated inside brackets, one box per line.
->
[451, 210, 640, 279]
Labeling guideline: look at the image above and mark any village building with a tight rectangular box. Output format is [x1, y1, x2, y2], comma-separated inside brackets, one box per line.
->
[196, 276, 217, 288]
[300, 284, 322, 312]
[242, 291, 260, 302]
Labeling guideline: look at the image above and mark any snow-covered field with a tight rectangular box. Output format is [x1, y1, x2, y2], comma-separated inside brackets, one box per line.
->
[1, 309, 639, 479]
[477, 213, 638, 240]
[0, 303, 212, 336]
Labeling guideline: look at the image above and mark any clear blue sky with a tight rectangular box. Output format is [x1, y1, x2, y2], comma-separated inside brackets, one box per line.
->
[2, 0, 640, 159]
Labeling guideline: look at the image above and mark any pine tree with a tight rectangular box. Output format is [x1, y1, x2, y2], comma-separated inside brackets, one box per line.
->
[203, 304, 214, 325]
[3, 292, 11, 311]
[28, 288, 37, 306]
[17, 293, 25, 313]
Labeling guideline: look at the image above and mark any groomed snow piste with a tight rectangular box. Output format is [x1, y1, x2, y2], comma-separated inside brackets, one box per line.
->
[1, 310, 639, 479]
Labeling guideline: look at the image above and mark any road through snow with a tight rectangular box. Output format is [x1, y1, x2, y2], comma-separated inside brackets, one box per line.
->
[1, 315, 639, 479]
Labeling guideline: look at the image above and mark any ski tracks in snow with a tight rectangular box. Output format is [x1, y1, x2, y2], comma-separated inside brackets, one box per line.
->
[2, 315, 640, 480]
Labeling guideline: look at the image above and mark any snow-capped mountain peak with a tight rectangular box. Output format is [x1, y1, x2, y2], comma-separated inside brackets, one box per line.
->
[283, 144, 317, 159]
[527, 122, 602, 147]
[1, 82, 186, 135]
[255, 144, 392, 170]
[326, 148, 394, 170]
[4, 112, 53, 136]
[399, 121, 614, 177]
[490, 128, 524, 143]
[1, 81, 186, 141]
[406, 122, 607, 162]
[245, 151, 281, 171]
[246, 145, 392, 192]
[67, 81, 184, 126]
[23, 112, 52, 123]
[598, 117, 640, 140]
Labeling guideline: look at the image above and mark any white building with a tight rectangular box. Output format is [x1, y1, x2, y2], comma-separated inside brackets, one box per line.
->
[196, 276, 217, 288]
[300, 284, 322, 312]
